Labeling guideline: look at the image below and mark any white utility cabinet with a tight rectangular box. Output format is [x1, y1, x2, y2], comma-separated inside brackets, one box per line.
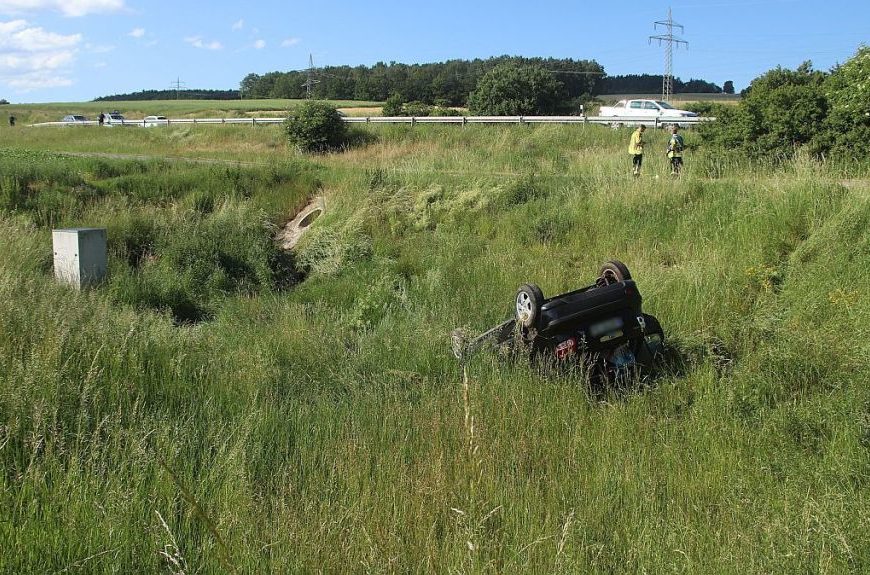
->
[52, 228, 108, 288]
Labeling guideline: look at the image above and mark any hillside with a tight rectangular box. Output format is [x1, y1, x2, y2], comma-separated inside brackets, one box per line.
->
[1, 123, 868, 572]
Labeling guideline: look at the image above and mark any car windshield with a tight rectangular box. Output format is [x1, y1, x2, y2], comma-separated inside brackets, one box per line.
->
[656, 101, 675, 109]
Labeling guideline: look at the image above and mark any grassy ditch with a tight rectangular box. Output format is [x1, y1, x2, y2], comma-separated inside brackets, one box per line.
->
[1, 124, 869, 573]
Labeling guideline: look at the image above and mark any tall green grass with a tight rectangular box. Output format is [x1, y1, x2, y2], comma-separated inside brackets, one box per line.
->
[1, 125, 869, 573]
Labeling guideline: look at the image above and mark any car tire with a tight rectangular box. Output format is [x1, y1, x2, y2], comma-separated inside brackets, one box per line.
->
[600, 260, 632, 284]
[515, 284, 544, 329]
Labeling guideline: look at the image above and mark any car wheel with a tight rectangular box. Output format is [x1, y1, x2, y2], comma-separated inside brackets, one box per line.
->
[515, 284, 544, 328]
[600, 260, 631, 284]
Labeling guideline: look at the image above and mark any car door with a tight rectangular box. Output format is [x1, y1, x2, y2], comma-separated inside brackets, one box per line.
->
[629, 100, 645, 116]
[643, 101, 661, 116]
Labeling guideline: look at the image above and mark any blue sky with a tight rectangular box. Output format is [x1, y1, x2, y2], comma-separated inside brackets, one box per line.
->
[0, 0, 866, 103]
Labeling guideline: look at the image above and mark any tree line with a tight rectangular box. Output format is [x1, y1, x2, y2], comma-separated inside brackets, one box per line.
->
[94, 89, 240, 102]
[599, 74, 723, 94]
[241, 56, 603, 105]
[239, 57, 722, 105]
[88, 58, 727, 105]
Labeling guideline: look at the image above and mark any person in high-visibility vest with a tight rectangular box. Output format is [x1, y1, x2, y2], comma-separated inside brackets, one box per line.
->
[667, 125, 685, 176]
[628, 125, 645, 177]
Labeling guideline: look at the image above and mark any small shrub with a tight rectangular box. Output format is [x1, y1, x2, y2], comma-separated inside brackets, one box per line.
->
[429, 106, 462, 117]
[284, 101, 348, 153]
[402, 101, 432, 117]
[382, 94, 404, 116]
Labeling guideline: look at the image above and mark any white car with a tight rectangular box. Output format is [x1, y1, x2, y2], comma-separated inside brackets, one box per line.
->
[142, 115, 168, 127]
[598, 99, 698, 125]
[62, 115, 89, 124]
[103, 112, 129, 126]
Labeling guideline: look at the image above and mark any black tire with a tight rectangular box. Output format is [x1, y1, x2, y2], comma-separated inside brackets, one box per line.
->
[600, 260, 631, 284]
[515, 284, 544, 329]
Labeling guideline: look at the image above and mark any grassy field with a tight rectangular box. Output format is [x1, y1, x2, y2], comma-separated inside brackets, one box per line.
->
[1, 119, 869, 573]
[1, 99, 384, 125]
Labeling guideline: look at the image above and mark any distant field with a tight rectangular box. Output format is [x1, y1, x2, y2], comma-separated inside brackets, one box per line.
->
[1, 99, 384, 125]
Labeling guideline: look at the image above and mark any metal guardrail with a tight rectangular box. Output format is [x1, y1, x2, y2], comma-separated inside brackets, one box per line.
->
[31, 115, 714, 128]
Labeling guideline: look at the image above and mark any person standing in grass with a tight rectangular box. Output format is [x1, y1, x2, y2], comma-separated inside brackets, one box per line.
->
[628, 124, 645, 177]
[667, 125, 685, 176]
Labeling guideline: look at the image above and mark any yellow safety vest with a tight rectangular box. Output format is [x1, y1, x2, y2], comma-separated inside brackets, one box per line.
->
[628, 130, 644, 155]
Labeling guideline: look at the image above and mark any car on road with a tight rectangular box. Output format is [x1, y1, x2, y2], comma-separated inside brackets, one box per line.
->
[598, 99, 698, 127]
[142, 115, 168, 127]
[62, 115, 89, 124]
[103, 112, 128, 126]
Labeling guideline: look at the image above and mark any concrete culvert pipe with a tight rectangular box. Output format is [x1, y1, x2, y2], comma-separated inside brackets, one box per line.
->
[299, 208, 322, 228]
[276, 197, 325, 250]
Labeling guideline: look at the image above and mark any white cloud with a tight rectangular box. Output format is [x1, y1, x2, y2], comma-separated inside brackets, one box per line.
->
[281, 37, 300, 47]
[7, 70, 72, 89]
[253, 39, 265, 49]
[184, 35, 221, 50]
[0, 0, 125, 17]
[231, 18, 243, 30]
[128, 27, 143, 38]
[0, 18, 80, 91]
[0, 19, 80, 50]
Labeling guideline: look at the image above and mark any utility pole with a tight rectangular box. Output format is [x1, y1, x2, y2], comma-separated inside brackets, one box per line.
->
[301, 54, 320, 99]
[169, 77, 186, 100]
[649, 8, 687, 102]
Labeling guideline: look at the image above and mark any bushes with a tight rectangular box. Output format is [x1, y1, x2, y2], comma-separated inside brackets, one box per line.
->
[284, 101, 348, 153]
[700, 47, 870, 163]
[823, 45, 870, 160]
[699, 62, 827, 159]
[381, 94, 461, 117]
[382, 94, 403, 116]
[468, 63, 566, 116]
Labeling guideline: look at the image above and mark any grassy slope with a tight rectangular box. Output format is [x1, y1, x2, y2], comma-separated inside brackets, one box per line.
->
[1, 123, 869, 573]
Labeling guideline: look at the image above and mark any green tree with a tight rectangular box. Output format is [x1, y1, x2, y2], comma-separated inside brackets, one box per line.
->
[467, 63, 566, 115]
[723, 80, 735, 94]
[382, 94, 404, 116]
[284, 101, 348, 153]
[822, 45, 870, 159]
[700, 62, 828, 158]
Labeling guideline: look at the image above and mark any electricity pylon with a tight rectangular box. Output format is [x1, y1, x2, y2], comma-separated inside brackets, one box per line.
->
[302, 54, 321, 99]
[649, 8, 687, 102]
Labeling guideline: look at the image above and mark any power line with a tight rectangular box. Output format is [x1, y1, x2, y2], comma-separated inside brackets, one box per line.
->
[649, 7, 688, 102]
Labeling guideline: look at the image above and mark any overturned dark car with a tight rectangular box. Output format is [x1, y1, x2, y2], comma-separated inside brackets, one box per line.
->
[452, 261, 665, 380]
